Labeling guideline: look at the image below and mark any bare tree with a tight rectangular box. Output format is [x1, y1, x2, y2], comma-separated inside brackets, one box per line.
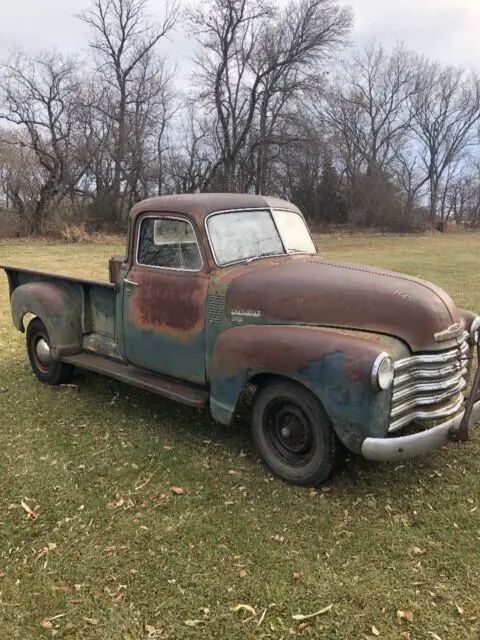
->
[166, 106, 215, 193]
[252, 0, 351, 193]
[78, 0, 178, 227]
[411, 62, 480, 224]
[187, 0, 351, 192]
[325, 43, 419, 225]
[0, 51, 90, 233]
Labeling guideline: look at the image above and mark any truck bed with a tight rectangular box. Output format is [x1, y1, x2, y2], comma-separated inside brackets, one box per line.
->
[1, 263, 117, 344]
[0, 263, 116, 290]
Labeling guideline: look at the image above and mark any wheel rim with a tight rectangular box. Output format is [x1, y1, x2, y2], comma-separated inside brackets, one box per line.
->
[32, 334, 52, 372]
[263, 399, 316, 467]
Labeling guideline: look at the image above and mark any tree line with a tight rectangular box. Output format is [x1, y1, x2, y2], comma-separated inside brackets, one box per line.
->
[1, 0, 480, 235]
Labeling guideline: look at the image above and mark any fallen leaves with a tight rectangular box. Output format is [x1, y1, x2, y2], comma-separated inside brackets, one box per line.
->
[21, 500, 37, 520]
[106, 494, 135, 510]
[36, 542, 57, 561]
[230, 604, 267, 627]
[170, 487, 184, 495]
[270, 534, 285, 543]
[292, 604, 333, 620]
[40, 620, 54, 630]
[371, 625, 380, 636]
[408, 546, 425, 556]
[107, 497, 124, 510]
[184, 620, 204, 627]
[231, 604, 256, 617]
[83, 617, 99, 625]
[396, 610, 414, 623]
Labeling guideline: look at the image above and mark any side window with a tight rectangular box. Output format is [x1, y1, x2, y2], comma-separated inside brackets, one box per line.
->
[137, 217, 203, 271]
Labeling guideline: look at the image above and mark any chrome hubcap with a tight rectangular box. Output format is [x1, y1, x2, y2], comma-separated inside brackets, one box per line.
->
[36, 338, 52, 366]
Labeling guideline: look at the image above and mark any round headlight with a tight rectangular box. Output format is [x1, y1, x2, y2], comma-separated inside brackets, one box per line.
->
[371, 353, 394, 391]
[469, 316, 480, 345]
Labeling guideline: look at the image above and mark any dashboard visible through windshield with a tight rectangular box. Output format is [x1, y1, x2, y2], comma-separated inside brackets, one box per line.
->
[206, 209, 316, 266]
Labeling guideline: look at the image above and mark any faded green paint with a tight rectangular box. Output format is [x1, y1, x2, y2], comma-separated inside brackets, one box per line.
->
[121, 323, 206, 384]
[207, 324, 405, 452]
[84, 286, 116, 337]
[9, 280, 83, 358]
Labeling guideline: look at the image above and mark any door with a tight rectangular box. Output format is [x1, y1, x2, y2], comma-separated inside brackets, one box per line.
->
[122, 214, 208, 384]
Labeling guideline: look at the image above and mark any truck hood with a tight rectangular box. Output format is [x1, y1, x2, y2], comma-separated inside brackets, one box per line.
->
[224, 257, 461, 351]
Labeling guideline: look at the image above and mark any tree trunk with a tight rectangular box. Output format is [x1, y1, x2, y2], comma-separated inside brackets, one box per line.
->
[429, 173, 437, 226]
[112, 84, 127, 230]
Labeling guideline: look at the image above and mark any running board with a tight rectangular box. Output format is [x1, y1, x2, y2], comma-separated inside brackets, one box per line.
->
[62, 352, 209, 408]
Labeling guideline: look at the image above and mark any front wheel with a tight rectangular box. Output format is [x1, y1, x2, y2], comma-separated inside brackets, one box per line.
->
[251, 380, 342, 487]
[26, 317, 74, 385]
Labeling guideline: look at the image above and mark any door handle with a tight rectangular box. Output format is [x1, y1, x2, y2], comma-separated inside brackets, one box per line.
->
[124, 278, 139, 287]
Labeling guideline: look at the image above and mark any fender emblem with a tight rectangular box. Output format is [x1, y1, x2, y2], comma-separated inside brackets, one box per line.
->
[231, 308, 262, 323]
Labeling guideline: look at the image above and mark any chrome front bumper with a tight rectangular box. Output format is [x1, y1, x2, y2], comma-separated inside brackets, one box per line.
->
[361, 399, 480, 462]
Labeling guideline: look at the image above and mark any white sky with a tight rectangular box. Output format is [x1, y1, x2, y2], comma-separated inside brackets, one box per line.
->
[0, 0, 479, 70]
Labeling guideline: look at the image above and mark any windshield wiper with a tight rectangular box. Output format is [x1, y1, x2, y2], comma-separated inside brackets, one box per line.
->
[244, 251, 280, 264]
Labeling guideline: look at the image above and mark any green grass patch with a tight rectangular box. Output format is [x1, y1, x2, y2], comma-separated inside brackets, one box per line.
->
[0, 236, 479, 639]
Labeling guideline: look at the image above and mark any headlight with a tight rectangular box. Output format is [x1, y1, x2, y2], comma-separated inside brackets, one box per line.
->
[371, 353, 394, 390]
[469, 316, 480, 345]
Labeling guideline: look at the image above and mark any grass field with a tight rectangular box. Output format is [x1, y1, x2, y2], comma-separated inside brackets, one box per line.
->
[0, 235, 480, 639]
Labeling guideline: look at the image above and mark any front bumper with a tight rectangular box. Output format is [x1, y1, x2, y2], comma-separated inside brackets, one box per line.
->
[361, 398, 480, 462]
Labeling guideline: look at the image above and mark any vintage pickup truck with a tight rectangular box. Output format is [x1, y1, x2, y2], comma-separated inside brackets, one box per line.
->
[2, 193, 480, 486]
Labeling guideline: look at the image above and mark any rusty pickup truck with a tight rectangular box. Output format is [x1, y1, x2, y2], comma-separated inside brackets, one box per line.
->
[2, 193, 480, 487]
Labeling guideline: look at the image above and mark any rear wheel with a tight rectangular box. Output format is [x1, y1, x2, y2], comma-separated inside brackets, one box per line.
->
[26, 317, 74, 385]
[251, 380, 342, 486]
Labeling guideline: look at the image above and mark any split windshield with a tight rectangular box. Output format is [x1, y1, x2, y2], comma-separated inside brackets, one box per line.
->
[206, 209, 316, 266]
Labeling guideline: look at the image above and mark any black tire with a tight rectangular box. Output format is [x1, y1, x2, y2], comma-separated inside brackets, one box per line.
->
[26, 317, 74, 385]
[251, 379, 342, 487]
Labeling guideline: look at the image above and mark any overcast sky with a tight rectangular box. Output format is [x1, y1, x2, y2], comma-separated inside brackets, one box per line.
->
[0, 0, 479, 70]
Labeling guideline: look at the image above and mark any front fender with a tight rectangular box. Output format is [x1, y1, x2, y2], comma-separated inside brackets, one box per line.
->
[11, 282, 83, 358]
[209, 325, 409, 453]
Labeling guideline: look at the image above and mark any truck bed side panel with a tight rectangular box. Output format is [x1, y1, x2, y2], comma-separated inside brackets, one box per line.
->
[1, 265, 117, 356]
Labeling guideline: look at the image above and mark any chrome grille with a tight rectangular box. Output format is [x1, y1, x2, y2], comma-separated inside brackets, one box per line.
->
[389, 334, 470, 432]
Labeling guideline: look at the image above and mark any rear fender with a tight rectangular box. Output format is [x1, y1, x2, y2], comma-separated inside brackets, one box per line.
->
[208, 325, 408, 453]
[11, 282, 83, 358]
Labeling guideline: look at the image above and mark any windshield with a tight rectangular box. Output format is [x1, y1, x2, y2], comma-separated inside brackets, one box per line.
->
[206, 209, 316, 266]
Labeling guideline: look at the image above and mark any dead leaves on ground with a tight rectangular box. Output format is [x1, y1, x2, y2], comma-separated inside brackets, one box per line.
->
[292, 604, 333, 620]
[397, 609, 414, 623]
[231, 604, 267, 627]
[20, 500, 38, 520]
[231, 602, 333, 629]
[36, 542, 57, 561]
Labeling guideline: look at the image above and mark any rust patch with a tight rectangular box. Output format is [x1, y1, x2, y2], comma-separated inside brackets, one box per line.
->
[212, 325, 381, 379]
[109, 255, 125, 284]
[224, 257, 459, 352]
[127, 266, 208, 336]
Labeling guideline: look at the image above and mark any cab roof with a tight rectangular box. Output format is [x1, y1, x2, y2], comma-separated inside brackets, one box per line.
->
[129, 193, 300, 223]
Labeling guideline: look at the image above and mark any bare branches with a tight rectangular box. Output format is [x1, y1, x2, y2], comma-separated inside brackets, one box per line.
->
[0, 51, 91, 232]
[411, 62, 480, 222]
[78, 0, 178, 227]
[187, 0, 352, 191]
